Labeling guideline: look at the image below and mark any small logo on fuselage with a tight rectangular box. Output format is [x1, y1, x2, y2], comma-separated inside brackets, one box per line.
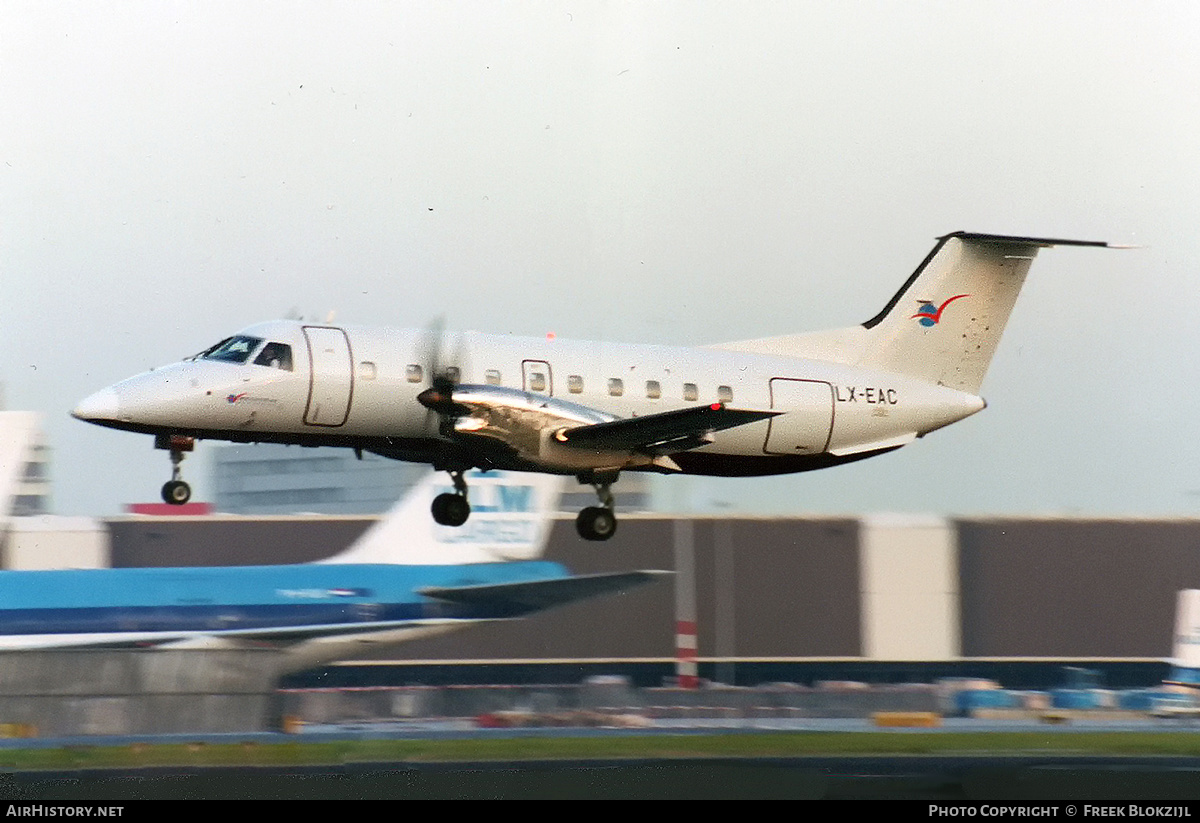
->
[226, 393, 248, 404]
[912, 294, 970, 327]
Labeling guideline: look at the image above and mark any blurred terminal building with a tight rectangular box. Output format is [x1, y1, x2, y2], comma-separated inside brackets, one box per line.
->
[0, 411, 51, 518]
[3, 415, 1200, 690]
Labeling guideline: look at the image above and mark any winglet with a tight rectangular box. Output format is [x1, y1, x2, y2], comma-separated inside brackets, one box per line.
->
[317, 469, 565, 566]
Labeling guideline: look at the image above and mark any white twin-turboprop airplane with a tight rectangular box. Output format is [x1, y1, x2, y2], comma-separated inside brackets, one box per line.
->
[73, 231, 1112, 540]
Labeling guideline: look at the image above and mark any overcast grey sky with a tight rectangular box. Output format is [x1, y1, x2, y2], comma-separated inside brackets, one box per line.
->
[3, 1, 1198, 517]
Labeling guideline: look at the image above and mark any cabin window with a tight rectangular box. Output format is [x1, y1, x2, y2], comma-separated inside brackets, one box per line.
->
[528, 372, 547, 393]
[253, 342, 294, 371]
[683, 383, 698, 402]
[645, 380, 661, 399]
[717, 385, 734, 403]
[485, 369, 502, 386]
[358, 361, 377, 380]
[608, 378, 624, 397]
[406, 364, 423, 383]
[567, 375, 584, 394]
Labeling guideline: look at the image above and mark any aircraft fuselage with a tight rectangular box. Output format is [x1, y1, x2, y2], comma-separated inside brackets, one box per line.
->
[75, 319, 985, 478]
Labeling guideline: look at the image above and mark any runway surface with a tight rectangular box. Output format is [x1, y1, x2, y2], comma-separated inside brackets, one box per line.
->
[4, 754, 1200, 800]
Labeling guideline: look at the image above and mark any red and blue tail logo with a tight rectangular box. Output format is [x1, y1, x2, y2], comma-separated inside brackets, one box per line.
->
[912, 294, 970, 327]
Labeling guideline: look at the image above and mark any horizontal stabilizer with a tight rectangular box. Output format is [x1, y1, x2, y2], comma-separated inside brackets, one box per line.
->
[556, 404, 778, 453]
[939, 232, 1113, 249]
[419, 570, 672, 613]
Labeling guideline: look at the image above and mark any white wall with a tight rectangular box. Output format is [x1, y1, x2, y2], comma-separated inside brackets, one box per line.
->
[859, 513, 959, 660]
[3, 516, 110, 570]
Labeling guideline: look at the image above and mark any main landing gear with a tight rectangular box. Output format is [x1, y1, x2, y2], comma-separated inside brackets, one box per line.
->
[426, 468, 620, 542]
[576, 475, 618, 542]
[155, 434, 194, 505]
[430, 469, 470, 527]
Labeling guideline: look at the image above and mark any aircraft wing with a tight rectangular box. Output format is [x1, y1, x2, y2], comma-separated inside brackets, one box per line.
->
[554, 405, 779, 454]
[419, 570, 672, 614]
[0, 619, 471, 652]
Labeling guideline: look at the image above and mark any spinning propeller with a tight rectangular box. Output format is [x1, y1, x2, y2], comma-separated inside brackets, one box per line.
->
[415, 317, 470, 427]
[412, 318, 475, 527]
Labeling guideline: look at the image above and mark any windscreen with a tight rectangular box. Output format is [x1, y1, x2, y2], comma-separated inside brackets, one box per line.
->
[197, 335, 264, 364]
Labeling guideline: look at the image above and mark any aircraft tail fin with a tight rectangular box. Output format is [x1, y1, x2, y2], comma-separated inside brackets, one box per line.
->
[715, 232, 1111, 394]
[317, 469, 564, 566]
[1167, 590, 1200, 687]
[853, 233, 1113, 393]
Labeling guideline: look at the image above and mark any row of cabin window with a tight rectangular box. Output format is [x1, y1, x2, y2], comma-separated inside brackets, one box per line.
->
[402, 364, 733, 403]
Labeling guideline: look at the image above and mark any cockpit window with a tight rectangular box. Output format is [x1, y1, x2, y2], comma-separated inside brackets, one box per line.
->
[191, 338, 230, 360]
[200, 335, 263, 364]
[253, 342, 293, 371]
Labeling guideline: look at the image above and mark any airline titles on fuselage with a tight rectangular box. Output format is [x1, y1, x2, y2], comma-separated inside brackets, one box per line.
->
[277, 588, 372, 599]
[436, 520, 541, 544]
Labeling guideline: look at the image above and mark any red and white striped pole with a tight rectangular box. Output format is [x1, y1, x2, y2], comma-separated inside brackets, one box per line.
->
[676, 619, 699, 689]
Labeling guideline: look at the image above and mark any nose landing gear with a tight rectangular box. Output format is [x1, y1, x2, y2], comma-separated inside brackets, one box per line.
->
[155, 434, 195, 506]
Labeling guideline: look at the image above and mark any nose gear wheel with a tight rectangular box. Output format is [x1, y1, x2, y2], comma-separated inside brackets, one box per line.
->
[156, 434, 195, 506]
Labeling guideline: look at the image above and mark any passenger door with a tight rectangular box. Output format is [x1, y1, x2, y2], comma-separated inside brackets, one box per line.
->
[303, 326, 354, 426]
[764, 378, 834, 454]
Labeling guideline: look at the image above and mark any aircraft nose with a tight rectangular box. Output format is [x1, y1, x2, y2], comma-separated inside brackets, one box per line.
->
[71, 388, 120, 422]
